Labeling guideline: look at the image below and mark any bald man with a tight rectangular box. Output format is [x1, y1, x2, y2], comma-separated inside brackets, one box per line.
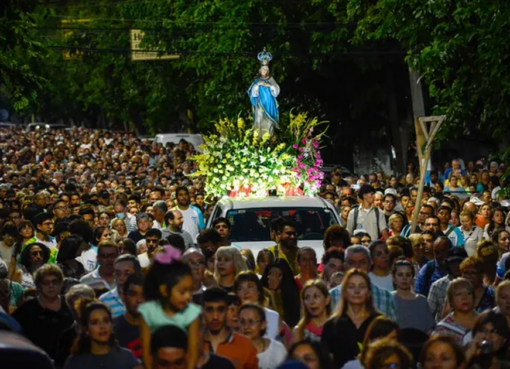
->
[162, 209, 194, 250]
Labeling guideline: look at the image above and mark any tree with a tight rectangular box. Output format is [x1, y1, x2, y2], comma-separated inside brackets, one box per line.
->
[33, 0, 414, 171]
[0, 0, 47, 112]
[348, 0, 510, 140]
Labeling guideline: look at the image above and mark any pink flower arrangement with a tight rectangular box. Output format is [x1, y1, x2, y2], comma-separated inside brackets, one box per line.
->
[290, 128, 324, 195]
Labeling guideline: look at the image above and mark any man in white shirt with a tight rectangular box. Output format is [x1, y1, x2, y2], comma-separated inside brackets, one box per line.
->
[347, 185, 389, 241]
[0, 223, 17, 262]
[174, 186, 204, 240]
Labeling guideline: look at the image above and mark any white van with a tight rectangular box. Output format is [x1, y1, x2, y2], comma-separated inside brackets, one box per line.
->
[154, 133, 205, 152]
[206, 196, 341, 260]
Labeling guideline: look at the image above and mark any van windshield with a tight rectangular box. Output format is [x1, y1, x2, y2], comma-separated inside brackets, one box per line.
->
[225, 207, 338, 242]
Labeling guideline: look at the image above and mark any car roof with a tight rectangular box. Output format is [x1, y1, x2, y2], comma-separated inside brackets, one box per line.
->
[216, 196, 331, 210]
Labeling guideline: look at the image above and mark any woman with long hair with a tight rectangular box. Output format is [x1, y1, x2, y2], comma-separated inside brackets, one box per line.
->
[391, 259, 434, 333]
[460, 257, 495, 313]
[480, 170, 490, 191]
[18, 219, 35, 245]
[475, 240, 499, 286]
[321, 269, 380, 368]
[432, 278, 478, 344]
[294, 247, 318, 291]
[484, 208, 506, 241]
[256, 249, 274, 278]
[404, 200, 415, 223]
[261, 259, 301, 328]
[458, 210, 484, 257]
[408, 233, 428, 275]
[466, 310, 510, 368]
[293, 279, 331, 343]
[492, 228, 510, 259]
[117, 238, 137, 256]
[342, 316, 400, 369]
[476, 203, 491, 229]
[111, 218, 128, 239]
[92, 226, 111, 247]
[64, 299, 139, 368]
[56, 234, 86, 280]
[214, 246, 248, 293]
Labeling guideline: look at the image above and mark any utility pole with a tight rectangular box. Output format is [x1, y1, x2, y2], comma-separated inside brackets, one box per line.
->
[408, 69, 447, 230]
[410, 115, 447, 231]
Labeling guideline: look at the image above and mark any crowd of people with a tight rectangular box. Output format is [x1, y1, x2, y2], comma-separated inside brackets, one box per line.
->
[0, 126, 509, 369]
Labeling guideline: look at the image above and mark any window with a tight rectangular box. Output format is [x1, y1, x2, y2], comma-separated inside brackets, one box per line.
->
[226, 207, 338, 242]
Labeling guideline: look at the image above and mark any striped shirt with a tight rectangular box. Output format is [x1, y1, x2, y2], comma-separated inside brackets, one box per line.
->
[99, 288, 125, 318]
[126, 215, 137, 233]
[80, 267, 115, 292]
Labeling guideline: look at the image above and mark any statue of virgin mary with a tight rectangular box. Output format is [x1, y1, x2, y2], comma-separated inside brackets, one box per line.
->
[247, 49, 280, 136]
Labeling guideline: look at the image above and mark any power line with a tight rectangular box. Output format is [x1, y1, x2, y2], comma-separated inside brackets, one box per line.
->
[47, 14, 356, 27]
[48, 45, 405, 57]
[47, 0, 333, 8]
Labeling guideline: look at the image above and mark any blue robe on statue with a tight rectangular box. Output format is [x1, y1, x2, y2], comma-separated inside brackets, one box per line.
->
[248, 77, 279, 135]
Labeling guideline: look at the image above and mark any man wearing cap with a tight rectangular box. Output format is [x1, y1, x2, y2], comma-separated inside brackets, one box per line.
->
[346, 185, 388, 241]
[427, 246, 468, 322]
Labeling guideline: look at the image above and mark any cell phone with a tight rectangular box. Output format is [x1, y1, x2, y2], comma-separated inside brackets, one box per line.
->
[480, 340, 493, 355]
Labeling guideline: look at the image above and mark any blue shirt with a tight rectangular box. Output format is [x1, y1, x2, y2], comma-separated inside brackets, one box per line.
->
[414, 260, 446, 297]
[99, 288, 125, 318]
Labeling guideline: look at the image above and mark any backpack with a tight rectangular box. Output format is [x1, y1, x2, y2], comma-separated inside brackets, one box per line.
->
[353, 205, 381, 239]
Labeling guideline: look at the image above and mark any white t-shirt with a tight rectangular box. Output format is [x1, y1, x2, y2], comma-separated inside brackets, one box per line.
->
[342, 359, 364, 369]
[138, 253, 150, 268]
[76, 248, 98, 273]
[257, 339, 287, 369]
[180, 207, 200, 240]
[264, 308, 280, 339]
[369, 272, 394, 291]
[0, 242, 14, 262]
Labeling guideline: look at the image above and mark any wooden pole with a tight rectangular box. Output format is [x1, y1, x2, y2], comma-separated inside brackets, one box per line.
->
[410, 116, 446, 232]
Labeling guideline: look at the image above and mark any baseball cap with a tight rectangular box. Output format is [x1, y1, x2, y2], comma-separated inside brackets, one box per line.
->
[470, 197, 485, 206]
[446, 247, 468, 263]
[384, 188, 397, 196]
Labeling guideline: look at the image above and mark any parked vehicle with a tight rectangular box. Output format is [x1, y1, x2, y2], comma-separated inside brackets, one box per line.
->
[26, 123, 68, 132]
[154, 133, 204, 152]
[206, 196, 340, 260]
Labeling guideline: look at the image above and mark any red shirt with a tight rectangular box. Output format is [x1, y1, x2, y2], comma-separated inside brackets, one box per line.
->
[204, 330, 258, 369]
